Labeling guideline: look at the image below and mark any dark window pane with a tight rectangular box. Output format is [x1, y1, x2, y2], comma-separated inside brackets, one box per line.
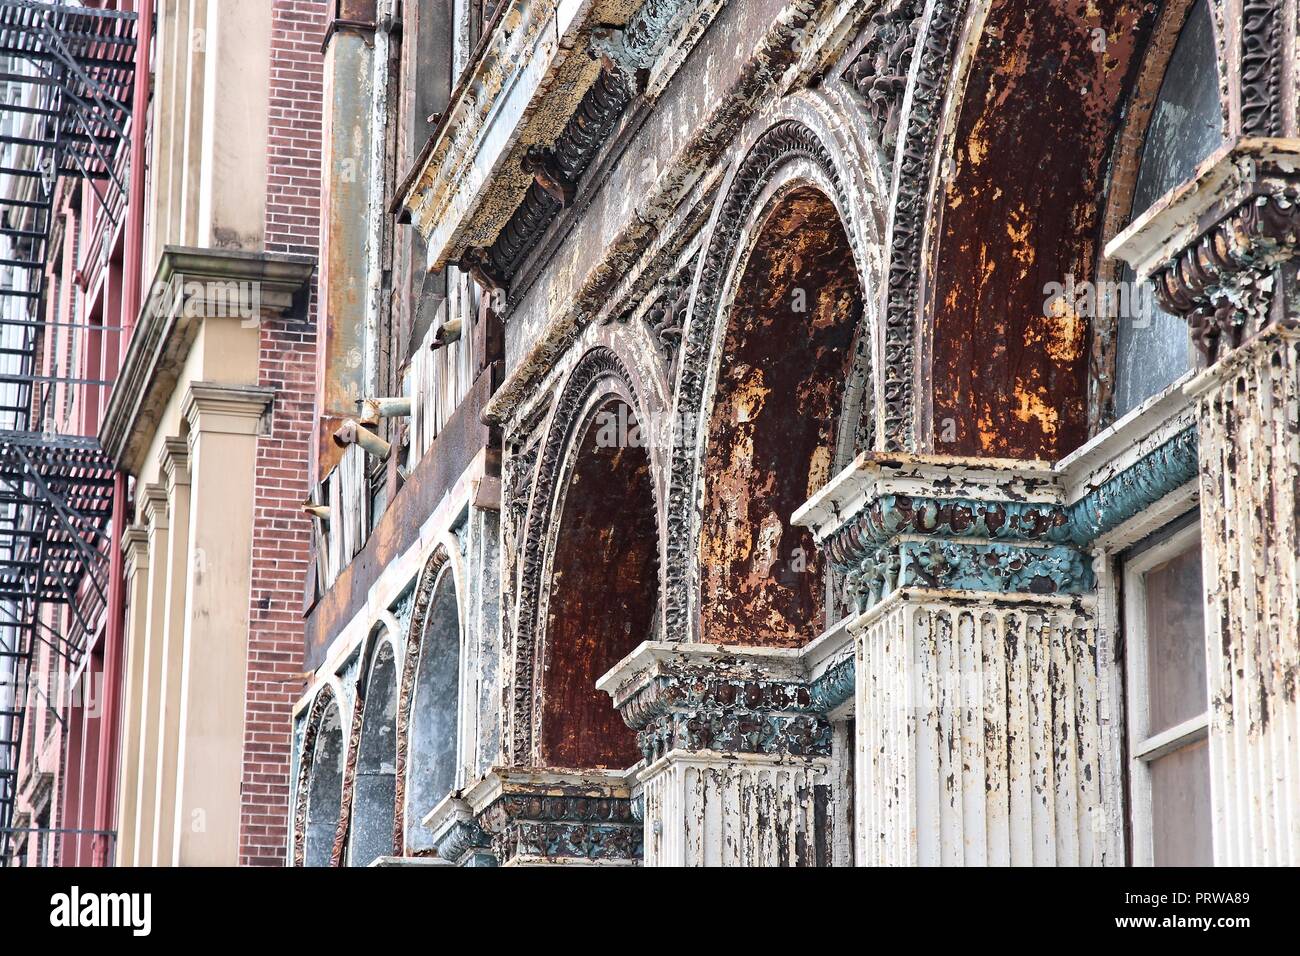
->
[1150, 738, 1213, 866]
[1114, 0, 1222, 416]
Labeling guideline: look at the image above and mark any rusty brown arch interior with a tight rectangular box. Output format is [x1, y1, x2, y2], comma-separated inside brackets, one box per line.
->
[539, 390, 658, 770]
[919, 0, 1215, 460]
[697, 184, 863, 649]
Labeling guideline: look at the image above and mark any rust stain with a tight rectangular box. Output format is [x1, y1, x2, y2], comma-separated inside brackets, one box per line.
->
[541, 400, 656, 769]
[699, 188, 860, 648]
[928, 0, 1157, 459]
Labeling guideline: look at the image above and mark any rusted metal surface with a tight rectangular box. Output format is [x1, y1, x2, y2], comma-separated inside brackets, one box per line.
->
[925, 0, 1156, 460]
[699, 188, 859, 647]
[541, 400, 656, 768]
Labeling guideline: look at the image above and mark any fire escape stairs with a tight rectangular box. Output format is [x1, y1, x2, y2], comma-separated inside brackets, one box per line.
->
[0, 0, 136, 866]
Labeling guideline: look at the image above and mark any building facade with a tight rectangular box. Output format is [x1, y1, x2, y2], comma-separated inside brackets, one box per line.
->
[2, 0, 1296, 870]
[2, 0, 325, 868]
[292, 0, 1300, 867]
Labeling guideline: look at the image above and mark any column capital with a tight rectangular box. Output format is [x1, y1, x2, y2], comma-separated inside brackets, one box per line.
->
[141, 483, 169, 534]
[121, 525, 150, 577]
[181, 381, 274, 441]
[158, 436, 191, 489]
[598, 642, 830, 765]
[1106, 137, 1300, 364]
[462, 768, 639, 867]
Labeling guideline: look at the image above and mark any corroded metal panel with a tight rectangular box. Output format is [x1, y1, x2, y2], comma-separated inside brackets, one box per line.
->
[699, 187, 860, 648]
[925, 0, 1156, 459]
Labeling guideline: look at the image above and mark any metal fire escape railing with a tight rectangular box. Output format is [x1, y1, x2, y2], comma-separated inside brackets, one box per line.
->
[0, 0, 136, 867]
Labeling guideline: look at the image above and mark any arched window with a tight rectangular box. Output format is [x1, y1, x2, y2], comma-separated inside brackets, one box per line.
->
[304, 700, 344, 867]
[350, 640, 398, 866]
[406, 568, 462, 852]
[1112, 0, 1223, 417]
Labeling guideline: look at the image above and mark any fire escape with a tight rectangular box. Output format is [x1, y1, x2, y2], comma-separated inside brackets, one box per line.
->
[0, 0, 136, 866]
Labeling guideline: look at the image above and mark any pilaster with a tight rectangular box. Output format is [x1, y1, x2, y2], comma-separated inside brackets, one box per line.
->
[113, 525, 150, 868]
[170, 382, 272, 865]
[151, 436, 192, 865]
[132, 484, 170, 867]
[1110, 137, 1300, 865]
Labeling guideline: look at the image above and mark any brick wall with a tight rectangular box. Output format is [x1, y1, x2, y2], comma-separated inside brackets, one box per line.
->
[241, 0, 327, 867]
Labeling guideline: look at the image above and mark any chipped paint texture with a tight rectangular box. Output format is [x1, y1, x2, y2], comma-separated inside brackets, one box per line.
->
[1190, 324, 1300, 864]
[699, 187, 860, 647]
[851, 590, 1109, 866]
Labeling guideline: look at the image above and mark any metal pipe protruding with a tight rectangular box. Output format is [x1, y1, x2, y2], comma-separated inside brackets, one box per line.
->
[356, 396, 412, 427]
[302, 501, 331, 521]
[332, 419, 392, 460]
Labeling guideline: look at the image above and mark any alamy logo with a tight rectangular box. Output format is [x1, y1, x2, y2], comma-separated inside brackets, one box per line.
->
[49, 886, 151, 937]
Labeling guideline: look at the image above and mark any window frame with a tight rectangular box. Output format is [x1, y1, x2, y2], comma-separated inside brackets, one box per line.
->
[1122, 519, 1211, 866]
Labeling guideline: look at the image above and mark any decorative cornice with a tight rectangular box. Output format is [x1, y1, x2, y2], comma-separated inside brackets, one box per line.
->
[400, 0, 725, 276]
[1107, 138, 1300, 363]
[797, 427, 1200, 611]
[98, 246, 314, 474]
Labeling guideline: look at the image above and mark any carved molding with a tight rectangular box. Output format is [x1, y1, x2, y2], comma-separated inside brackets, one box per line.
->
[880, 0, 968, 451]
[291, 684, 338, 868]
[1151, 185, 1300, 360]
[666, 119, 852, 642]
[1240, 0, 1284, 137]
[844, 0, 924, 161]
[392, 545, 453, 856]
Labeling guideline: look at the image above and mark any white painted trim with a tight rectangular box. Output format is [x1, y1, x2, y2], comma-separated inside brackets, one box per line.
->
[1121, 520, 1211, 866]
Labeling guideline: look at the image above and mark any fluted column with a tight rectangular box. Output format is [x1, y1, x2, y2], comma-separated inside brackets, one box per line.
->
[1189, 324, 1300, 864]
[150, 437, 191, 865]
[849, 590, 1103, 866]
[599, 643, 834, 867]
[132, 484, 170, 867]
[171, 381, 272, 865]
[113, 526, 149, 868]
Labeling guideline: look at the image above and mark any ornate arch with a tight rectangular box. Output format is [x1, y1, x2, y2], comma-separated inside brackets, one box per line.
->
[509, 344, 657, 764]
[334, 621, 400, 865]
[393, 543, 453, 855]
[663, 117, 871, 643]
[878, 0, 968, 452]
[291, 683, 341, 867]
